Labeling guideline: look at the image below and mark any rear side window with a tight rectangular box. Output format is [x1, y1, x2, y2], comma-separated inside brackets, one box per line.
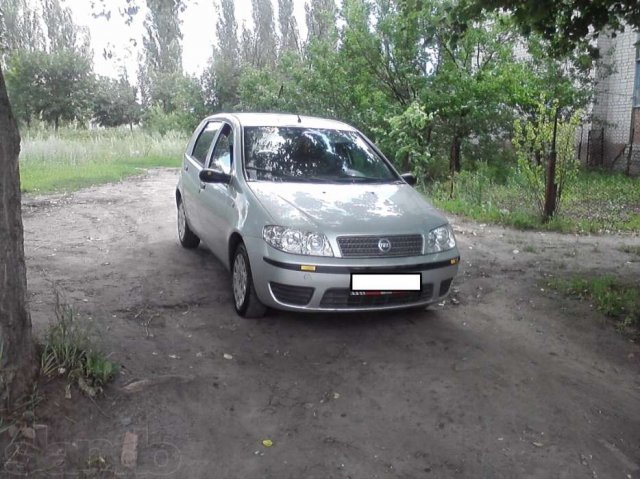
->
[191, 122, 221, 164]
[210, 124, 233, 174]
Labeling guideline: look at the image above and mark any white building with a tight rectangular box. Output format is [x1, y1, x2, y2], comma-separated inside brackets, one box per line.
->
[584, 29, 640, 174]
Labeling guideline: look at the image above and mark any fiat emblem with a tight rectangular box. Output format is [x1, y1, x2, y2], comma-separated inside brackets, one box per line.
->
[378, 238, 391, 253]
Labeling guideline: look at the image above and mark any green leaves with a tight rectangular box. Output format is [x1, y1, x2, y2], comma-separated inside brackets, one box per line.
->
[512, 98, 582, 218]
[5, 49, 93, 128]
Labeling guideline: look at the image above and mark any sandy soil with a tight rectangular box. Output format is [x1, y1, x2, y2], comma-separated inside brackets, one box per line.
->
[3, 168, 640, 478]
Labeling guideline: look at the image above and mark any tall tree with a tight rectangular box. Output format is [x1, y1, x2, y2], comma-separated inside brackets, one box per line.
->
[202, 0, 240, 111]
[250, 0, 277, 69]
[2, 0, 93, 128]
[142, 0, 183, 74]
[140, 0, 185, 111]
[0, 64, 36, 411]
[305, 0, 337, 45]
[0, 0, 44, 57]
[278, 0, 299, 55]
[42, 0, 89, 54]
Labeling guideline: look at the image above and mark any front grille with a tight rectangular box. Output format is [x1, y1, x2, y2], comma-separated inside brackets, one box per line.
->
[320, 284, 433, 308]
[337, 234, 423, 258]
[439, 278, 453, 296]
[270, 282, 314, 306]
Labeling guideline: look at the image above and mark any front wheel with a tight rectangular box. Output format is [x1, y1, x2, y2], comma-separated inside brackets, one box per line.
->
[232, 244, 266, 318]
[177, 198, 200, 249]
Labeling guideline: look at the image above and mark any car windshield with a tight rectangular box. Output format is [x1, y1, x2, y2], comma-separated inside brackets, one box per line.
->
[243, 126, 398, 183]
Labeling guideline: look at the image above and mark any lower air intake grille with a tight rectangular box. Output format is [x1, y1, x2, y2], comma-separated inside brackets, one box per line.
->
[439, 278, 453, 296]
[320, 284, 433, 308]
[270, 282, 314, 306]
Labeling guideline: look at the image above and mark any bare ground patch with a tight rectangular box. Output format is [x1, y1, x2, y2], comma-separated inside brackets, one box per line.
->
[2, 168, 639, 478]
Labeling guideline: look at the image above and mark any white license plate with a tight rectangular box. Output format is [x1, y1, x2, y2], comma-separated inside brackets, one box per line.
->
[350, 273, 421, 292]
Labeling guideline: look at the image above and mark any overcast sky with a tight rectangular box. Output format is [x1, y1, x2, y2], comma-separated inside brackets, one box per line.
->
[64, 0, 309, 79]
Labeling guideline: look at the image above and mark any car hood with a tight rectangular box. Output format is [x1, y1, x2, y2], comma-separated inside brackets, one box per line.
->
[247, 181, 448, 234]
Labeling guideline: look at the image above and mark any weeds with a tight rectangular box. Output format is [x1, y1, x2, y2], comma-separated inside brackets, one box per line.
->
[546, 275, 640, 332]
[426, 166, 640, 233]
[40, 292, 117, 395]
[618, 245, 640, 257]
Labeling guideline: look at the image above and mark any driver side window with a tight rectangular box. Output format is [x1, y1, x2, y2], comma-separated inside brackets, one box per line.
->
[209, 123, 233, 174]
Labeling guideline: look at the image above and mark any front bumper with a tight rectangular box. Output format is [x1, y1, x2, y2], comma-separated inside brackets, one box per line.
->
[244, 236, 460, 312]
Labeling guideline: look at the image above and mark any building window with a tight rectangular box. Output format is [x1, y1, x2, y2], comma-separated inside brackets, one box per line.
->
[635, 34, 640, 107]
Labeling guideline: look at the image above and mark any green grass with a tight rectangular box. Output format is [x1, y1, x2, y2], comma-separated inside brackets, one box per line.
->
[426, 168, 640, 234]
[40, 291, 118, 395]
[546, 275, 640, 331]
[19, 127, 188, 193]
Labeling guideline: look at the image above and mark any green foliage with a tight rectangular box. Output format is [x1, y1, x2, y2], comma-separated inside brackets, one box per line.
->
[93, 74, 141, 128]
[458, 0, 640, 60]
[512, 101, 582, 217]
[141, 72, 206, 132]
[547, 275, 640, 331]
[383, 102, 434, 181]
[5, 49, 93, 128]
[40, 292, 118, 393]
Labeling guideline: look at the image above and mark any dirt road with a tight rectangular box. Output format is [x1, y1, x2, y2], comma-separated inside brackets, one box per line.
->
[10, 168, 640, 477]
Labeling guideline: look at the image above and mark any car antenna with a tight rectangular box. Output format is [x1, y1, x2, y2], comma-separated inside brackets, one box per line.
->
[297, 114, 302, 123]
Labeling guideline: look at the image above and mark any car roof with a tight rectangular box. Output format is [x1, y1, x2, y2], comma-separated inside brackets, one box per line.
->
[208, 112, 358, 131]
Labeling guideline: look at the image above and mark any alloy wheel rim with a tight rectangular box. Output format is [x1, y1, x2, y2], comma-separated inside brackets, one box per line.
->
[233, 254, 248, 309]
[177, 202, 186, 240]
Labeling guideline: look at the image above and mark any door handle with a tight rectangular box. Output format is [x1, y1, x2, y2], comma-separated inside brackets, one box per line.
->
[184, 164, 189, 171]
[199, 183, 206, 190]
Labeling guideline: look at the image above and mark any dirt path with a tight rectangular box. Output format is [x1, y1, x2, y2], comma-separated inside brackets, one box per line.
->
[8, 168, 640, 477]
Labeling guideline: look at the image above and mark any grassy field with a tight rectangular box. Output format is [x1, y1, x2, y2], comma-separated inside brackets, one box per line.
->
[19, 127, 188, 193]
[426, 167, 640, 234]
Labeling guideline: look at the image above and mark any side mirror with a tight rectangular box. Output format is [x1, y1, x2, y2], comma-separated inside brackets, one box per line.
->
[400, 172, 417, 186]
[199, 168, 231, 184]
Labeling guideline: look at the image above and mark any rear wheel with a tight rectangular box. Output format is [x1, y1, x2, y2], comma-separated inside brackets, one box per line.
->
[177, 198, 200, 249]
[232, 244, 266, 318]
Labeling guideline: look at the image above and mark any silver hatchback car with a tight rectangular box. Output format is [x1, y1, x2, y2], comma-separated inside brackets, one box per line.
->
[176, 113, 459, 317]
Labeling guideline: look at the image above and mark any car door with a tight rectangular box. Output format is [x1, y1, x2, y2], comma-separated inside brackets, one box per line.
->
[198, 122, 239, 262]
[183, 121, 221, 236]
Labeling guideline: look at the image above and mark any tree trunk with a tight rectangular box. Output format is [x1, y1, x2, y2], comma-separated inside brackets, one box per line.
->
[450, 135, 461, 173]
[543, 109, 559, 220]
[0, 66, 37, 411]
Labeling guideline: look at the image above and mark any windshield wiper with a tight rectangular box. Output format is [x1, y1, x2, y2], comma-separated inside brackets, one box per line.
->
[338, 175, 392, 184]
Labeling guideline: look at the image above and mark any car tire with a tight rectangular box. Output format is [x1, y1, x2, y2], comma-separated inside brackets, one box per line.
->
[177, 197, 200, 249]
[232, 243, 267, 318]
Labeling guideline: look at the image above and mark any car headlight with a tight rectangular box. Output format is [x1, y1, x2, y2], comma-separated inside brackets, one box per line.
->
[426, 224, 456, 253]
[263, 225, 334, 257]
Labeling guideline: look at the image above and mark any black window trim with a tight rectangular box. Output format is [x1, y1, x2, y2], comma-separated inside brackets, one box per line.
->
[206, 121, 234, 173]
[189, 120, 222, 166]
